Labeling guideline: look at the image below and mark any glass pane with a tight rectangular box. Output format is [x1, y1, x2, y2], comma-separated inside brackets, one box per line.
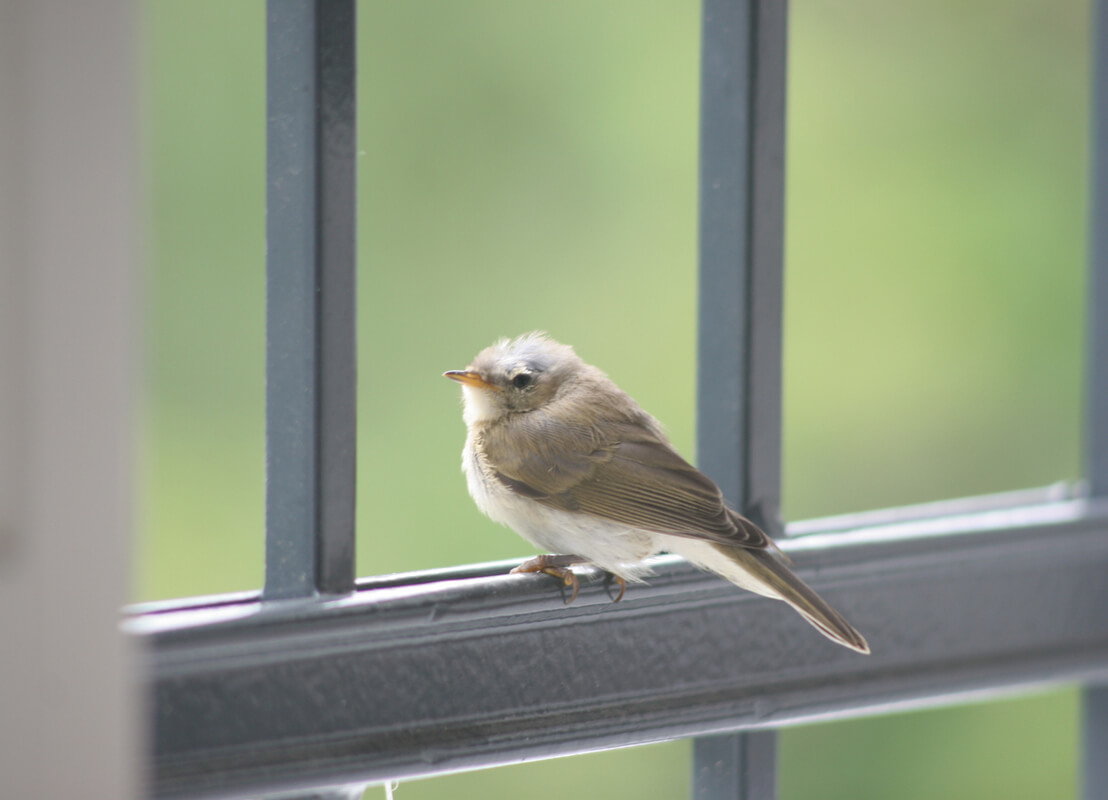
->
[780, 689, 1077, 800]
[141, 4, 1089, 579]
[783, 0, 1088, 520]
[141, 3, 1086, 800]
[356, 0, 702, 577]
[142, 1, 265, 600]
[360, 741, 688, 800]
[780, 3, 1085, 798]
[141, 0, 702, 596]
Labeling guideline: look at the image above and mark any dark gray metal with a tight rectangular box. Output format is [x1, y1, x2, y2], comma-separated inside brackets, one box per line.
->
[265, 0, 357, 598]
[697, 0, 787, 536]
[1085, 686, 1108, 800]
[693, 732, 776, 800]
[261, 786, 366, 800]
[697, 1, 788, 796]
[131, 489, 1108, 800]
[1084, 2, 1108, 797]
[1089, 0, 1108, 501]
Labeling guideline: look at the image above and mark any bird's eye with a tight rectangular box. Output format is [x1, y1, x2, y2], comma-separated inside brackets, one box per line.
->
[512, 372, 533, 389]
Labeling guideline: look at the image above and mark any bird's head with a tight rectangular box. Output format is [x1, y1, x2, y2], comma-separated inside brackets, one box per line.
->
[444, 332, 582, 426]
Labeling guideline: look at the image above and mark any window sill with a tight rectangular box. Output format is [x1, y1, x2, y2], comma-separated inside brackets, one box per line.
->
[129, 487, 1108, 799]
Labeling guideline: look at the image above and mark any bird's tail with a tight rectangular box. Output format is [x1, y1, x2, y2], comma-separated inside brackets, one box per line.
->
[665, 537, 870, 654]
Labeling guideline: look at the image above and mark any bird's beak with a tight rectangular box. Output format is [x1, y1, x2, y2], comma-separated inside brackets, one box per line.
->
[443, 370, 499, 391]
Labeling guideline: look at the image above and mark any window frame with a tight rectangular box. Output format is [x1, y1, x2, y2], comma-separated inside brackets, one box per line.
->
[127, 1, 1108, 798]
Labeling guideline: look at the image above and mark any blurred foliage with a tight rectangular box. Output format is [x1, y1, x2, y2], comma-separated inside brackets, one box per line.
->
[784, 1, 1086, 519]
[141, 1, 1087, 798]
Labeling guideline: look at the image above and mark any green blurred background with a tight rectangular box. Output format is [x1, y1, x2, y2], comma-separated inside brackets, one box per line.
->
[141, 1, 1088, 797]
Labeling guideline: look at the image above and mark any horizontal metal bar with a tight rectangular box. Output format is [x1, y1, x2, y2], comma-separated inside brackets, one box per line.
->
[131, 490, 1108, 799]
[786, 481, 1083, 536]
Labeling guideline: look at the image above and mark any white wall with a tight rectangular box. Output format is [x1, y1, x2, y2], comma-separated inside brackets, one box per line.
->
[0, 1, 140, 796]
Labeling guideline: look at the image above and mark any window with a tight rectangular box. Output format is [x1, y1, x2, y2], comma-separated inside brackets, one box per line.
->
[127, 2, 1107, 799]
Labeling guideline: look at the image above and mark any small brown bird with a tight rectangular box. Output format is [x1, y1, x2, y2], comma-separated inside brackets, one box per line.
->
[445, 333, 869, 654]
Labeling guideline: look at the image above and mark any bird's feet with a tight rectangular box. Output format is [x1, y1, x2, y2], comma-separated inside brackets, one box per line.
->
[511, 554, 583, 603]
[511, 555, 627, 604]
[605, 573, 627, 603]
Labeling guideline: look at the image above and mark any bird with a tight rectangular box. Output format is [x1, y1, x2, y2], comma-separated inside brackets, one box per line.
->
[444, 332, 869, 654]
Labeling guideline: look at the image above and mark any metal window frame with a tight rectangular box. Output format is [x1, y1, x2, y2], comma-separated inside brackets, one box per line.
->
[129, 1, 1108, 798]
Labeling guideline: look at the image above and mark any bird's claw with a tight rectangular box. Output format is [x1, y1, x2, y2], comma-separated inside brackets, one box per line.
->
[511, 555, 582, 604]
[606, 574, 627, 603]
[511, 555, 626, 605]
[544, 566, 580, 604]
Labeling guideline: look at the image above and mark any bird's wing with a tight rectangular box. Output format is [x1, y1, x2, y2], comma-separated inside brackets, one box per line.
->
[481, 410, 769, 550]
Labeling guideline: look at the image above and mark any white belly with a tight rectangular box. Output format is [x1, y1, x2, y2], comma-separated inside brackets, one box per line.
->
[462, 437, 657, 580]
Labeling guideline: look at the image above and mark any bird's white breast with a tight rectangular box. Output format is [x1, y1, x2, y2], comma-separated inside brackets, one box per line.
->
[460, 385, 501, 426]
[461, 432, 656, 580]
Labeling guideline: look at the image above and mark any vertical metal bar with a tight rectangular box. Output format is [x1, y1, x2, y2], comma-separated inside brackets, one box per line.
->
[1083, 3, 1108, 798]
[697, 0, 787, 536]
[1088, 0, 1108, 499]
[694, 0, 788, 797]
[265, 0, 358, 599]
[1087, 687, 1108, 800]
[263, 3, 359, 794]
[694, 732, 777, 800]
